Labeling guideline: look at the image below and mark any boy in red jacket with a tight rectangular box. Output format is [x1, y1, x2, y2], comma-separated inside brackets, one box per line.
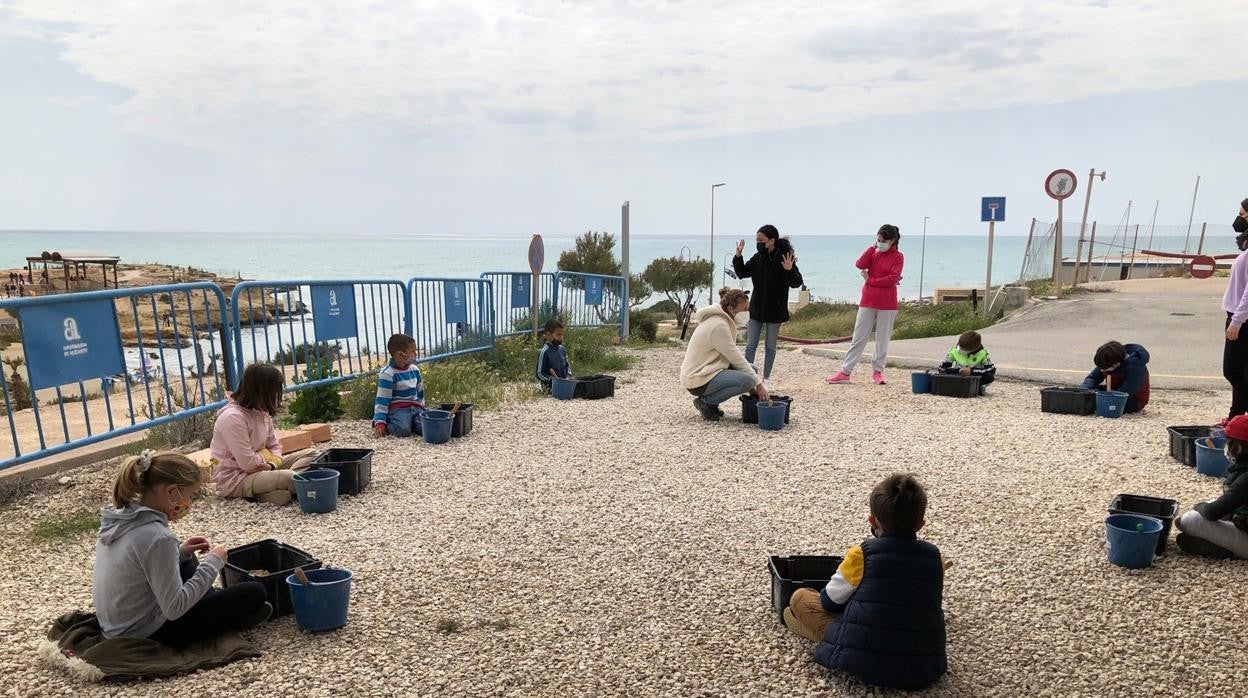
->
[827, 225, 904, 385]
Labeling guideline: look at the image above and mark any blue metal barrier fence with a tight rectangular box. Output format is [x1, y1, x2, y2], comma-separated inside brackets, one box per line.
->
[0, 283, 233, 469]
[229, 280, 409, 392]
[553, 271, 626, 340]
[479, 272, 557, 337]
[406, 277, 495, 363]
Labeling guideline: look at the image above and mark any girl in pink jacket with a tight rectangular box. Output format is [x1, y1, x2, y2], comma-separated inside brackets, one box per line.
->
[827, 225, 904, 385]
[211, 363, 298, 505]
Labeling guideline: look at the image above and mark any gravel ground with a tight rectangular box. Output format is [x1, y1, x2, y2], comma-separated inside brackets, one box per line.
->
[2, 346, 1247, 697]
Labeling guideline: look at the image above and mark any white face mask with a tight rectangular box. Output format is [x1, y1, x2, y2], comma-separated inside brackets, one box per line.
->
[876, 241, 891, 252]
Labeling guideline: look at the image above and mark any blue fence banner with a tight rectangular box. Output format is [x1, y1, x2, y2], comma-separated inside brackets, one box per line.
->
[584, 276, 604, 306]
[19, 299, 126, 390]
[311, 283, 358, 340]
[511, 275, 530, 309]
[444, 281, 468, 325]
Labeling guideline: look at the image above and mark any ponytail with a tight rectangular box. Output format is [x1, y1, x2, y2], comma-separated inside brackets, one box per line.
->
[111, 450, 202, 508]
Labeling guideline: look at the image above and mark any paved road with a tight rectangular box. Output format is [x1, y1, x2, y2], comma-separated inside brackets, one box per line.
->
[803, 277, 1232, 390]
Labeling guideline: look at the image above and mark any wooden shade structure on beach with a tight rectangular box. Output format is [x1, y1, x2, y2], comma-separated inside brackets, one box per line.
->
[24, 250, 121, 290]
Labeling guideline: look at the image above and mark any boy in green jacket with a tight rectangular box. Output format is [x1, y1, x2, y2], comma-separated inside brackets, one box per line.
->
[938, 331, 996, 395]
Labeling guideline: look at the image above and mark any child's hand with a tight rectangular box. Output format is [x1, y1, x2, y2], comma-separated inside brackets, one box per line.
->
[180, 536, 210, 557]
[860, 269, 869, 281]
[209, 545, 228, 563]
[959, 367, 972, 376]
[372, 424, 388, 438]
[260, 449, 282, 467]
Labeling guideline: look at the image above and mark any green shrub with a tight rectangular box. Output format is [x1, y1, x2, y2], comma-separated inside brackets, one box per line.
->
[141, 387, 223, 449]
[423, 359, 506, 410]
[286, 359, 344, 424]
[629, 311, 658, 343]
[274, 341, 341, 366]
[646, 299, 677, 315]
[344, 373, 380, 421]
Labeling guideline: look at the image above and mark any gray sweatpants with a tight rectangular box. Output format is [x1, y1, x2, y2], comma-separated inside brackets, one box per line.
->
[1177, 510, 1248, 559]
[840, 307, 898, 374]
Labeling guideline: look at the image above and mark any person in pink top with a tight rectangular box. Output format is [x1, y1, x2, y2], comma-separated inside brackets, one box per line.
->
[1220, 198, 1248, 426]
[827, 224, 904, 385]
[211, 363, 299, 505]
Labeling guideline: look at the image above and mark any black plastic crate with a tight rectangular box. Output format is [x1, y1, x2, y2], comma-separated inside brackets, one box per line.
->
[221, 539, 322, 618]
[1109, 494, 1179, 555]
[573, 374, 616, 400]
[1040, 387, 1096, 415]
[766, 555, 843, 625]
[436, 403, 474, 438]
[311, 448, 373, 495]
[930, 373, 981, 398]
[741, 395, 793, 424]
[1168, 426, 1214, 466]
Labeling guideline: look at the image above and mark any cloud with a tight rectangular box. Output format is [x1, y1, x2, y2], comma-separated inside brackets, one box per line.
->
[1, 0, 1244, 152]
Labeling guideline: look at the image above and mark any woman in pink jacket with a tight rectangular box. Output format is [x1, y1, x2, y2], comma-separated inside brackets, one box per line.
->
[211, 363, 301, 505]
[827, 225, 904, 385]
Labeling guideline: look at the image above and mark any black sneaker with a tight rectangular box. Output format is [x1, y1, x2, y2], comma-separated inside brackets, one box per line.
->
[1175, 533, 1233, 559]
[240, 601, 274, 630]
[693, 397, 720, 421]
[712, 404, 725, 417]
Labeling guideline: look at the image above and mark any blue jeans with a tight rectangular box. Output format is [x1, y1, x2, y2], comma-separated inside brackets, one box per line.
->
[744, 320, 782, 378]
[387, 407, 424, 437]
[702, 369, 756, 406]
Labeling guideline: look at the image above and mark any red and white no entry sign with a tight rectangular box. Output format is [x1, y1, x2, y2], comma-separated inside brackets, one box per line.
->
[1045, 169, 1077, 200]
[1190, 255, 1217, 279]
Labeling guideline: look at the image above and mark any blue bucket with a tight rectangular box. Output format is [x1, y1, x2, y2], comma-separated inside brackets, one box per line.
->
[551, 376, 577, 400]
[419, 410, 454, 445]
[1196, 437, 1229, 477]
[757, 401, 788, 431]
[293, 469, 339, 514]
[1095, 390, 1129, 418]
[911, 371, 933, 394]
[286, 567, 353, 631]
[1105, 514, 1163, 568]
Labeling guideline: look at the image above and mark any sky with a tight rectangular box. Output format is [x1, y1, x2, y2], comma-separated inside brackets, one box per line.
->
[1, 0, 1245, 237]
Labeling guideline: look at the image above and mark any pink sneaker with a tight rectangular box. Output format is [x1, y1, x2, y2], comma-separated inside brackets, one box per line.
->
[825, 371, 851, 384]
[873, 371, 886, 385]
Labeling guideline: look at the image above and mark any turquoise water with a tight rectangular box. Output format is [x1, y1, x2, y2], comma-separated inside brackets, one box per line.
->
[0, 230, 1236, 303]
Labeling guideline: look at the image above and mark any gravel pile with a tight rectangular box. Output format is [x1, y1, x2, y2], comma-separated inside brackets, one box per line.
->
[2, 347, 1247, 696]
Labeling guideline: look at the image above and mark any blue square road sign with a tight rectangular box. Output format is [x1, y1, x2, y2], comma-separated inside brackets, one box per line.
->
[981, 197, 1006, 223]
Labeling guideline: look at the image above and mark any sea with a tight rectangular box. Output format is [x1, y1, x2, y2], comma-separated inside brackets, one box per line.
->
[0, 230, 1237, 304]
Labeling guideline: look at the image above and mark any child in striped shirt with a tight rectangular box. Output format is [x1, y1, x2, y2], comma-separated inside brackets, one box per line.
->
[373, 334, 425, 437]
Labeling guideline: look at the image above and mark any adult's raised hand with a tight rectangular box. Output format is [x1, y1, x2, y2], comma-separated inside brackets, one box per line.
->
[782, 252, 796, 271]
[735, 239, 746, 256]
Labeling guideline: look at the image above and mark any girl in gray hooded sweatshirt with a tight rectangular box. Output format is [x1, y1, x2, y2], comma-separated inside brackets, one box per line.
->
[92, 450, 270, 649]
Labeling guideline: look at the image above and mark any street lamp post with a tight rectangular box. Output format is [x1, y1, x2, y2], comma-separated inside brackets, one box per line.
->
[709, 182, 726, 304]
[918, 216, 930, 302]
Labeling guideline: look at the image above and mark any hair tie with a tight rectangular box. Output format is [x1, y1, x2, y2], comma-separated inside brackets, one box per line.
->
[137, 449, 157, 475]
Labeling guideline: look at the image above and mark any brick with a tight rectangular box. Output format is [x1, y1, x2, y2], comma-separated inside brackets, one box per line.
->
[299, 423, 332, 443]
[187, 448, 216, 479]
[276, 429, 314, 453]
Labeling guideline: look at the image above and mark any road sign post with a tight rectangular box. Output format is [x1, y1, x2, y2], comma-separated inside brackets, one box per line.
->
[1044, 170, 1078, 293]
[981, 197, 1006, 316]
[528, 234, 545, 340]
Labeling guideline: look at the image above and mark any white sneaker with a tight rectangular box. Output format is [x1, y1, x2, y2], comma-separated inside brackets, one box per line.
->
[762, 379, 774, 392]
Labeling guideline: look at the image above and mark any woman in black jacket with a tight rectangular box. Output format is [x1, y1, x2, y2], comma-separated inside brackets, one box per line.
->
[733, 224, 803, 389]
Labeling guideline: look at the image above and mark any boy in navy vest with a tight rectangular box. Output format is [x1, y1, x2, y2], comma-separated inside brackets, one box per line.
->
[784, 473, 947, 690]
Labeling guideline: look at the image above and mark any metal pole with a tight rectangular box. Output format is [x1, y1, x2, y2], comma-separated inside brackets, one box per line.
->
[1086, 221, 1097, 283]
[1017, 217, 1037, 284]
[1197, 222, 1208, 255]
[621, 201, 630, 340]
[1127, 223, 1140, 278]
[985, 220, 995, 316]
[1074, 169, 1105, 287]
[709, 183, 725, 304]
[918, 216, 930, 302]
[1146, 200, 1159, 253]
[1184, 175, 1201, 254]
[1054, 200, 1064, 290]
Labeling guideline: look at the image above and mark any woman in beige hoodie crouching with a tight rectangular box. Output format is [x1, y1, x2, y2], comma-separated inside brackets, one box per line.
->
[680, 288, 770, 421]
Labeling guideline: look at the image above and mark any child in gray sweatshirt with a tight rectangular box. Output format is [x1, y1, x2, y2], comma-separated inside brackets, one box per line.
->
[92, 450, 271, 648]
